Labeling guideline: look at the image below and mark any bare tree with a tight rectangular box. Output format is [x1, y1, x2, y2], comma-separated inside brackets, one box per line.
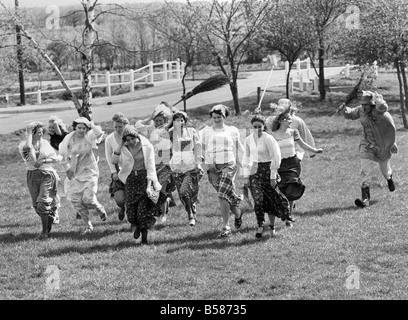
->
[202, 0, 273, 115]
[257, 0, 316, 99]
[151, 0, 210, 111]
[304, 0, 353, 101]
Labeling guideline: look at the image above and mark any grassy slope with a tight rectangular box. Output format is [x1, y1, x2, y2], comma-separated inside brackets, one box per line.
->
[1, 69, 408, 300]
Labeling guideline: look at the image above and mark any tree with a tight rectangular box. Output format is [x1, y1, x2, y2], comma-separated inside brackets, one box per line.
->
[151, 0, 210, 111]
[257, 0, 316, 98]
[304, 0, 353, 101]
[342, 0, 408, 128]
[201, 0, 273, 115]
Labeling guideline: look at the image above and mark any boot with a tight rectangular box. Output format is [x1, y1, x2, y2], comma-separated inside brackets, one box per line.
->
[141, 228, 148, 245]
[387, 175, 395, 192]
[355, 186, 370, 208]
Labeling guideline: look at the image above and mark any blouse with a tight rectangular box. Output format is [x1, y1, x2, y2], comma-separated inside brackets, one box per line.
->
[272, 129, 300, 159]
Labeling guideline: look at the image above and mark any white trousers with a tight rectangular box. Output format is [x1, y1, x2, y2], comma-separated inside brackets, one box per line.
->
[360, 158, 392, 188]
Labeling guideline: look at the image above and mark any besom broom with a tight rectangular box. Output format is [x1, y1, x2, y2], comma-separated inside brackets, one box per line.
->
[173, 74, 231, 106]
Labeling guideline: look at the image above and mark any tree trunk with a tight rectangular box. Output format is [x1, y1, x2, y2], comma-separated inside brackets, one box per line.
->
[286, 61, 294, 99]
[398, 61, 408, 129]
[230, 82, 240, 115]
[78, 0, 97, 121]
[318, 45, 326, 101]
[12, 17, 81, 110]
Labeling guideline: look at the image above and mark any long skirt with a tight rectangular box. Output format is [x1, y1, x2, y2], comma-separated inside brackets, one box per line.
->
[125, 170, 166, 230]
[207, 163, 242, 208]
[277, 156, 305, 201]
[249, 162, 290, 226]
[156, 164, 176, 195]
[173, 168, 203, 211]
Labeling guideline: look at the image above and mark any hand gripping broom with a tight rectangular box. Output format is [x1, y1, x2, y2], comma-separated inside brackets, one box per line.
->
[172, 74, 231, 107]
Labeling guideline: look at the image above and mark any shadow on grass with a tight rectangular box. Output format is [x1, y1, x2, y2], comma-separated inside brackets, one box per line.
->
[298, 202, 378, 217]
[37, 226, 263, 257]
[0, 226, 131, 245]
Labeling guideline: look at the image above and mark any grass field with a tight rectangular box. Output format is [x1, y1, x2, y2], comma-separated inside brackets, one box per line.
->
[1, 69, 408, 300]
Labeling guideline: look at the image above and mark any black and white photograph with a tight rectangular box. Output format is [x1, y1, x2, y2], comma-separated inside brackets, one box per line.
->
[0, 0, 407, 303]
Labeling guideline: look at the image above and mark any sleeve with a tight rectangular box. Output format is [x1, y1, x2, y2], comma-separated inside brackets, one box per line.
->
[19, 140, 33, 162]
[104, 135, 118, 174]
[266, 134, 281, 179]
[296, 117, 315, 148]
[146, 142, 161, 191]
[192, 128, 203, 165]
[375, 101, 388, 114]
[242, 136, 252, 178]
[293, 129, 301, 141]
[342, 106, 361, 120]
[88, 123, 104, 144]
[233, 127, 244, 167]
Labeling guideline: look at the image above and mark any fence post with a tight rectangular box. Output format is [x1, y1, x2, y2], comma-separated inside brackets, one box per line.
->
[299, 74, 304, 92]
[106, 71, 111, 97]
[289, 77, 293, 95]
[296, 59, 301, 77]
[5, 94, 9, 106]
[168, 62, 172, 80]
[314, 77, 319, 92]
[163, 60, 168, 82]
[345, 64, 350, 78]
[37, 90, 42, 105]
[130, 69, 135, 92]
[95, 73, 98, 84]
[373, 61, 378, 76]
[176, 59, 181, 80]
[149, 61, 154, 84]
[306, 57, 311, 80]
[80, 72, 83, 83]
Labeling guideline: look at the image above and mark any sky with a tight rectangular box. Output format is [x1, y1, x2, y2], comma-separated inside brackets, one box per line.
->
[0, 0, 165, 8]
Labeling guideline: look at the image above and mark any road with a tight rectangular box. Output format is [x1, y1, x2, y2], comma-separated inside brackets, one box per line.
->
[0, 67, 345, 134]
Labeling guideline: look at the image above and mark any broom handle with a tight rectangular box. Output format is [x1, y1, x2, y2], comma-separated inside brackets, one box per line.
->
[257, 65, 275, 111]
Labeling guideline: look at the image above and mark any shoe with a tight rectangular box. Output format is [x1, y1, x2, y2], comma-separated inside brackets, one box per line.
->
[270, 225, 276, 237]
[219, 226, 232, 238]
[189, 218, 196, 226]
[234, 211, 243, 230]
[160, 213, 167, 223]
[47, 215, 54, 234]
[118, 208, 125, 221]
[387, 175, 395, 192]
[53, 213, 60, 224]
[285, 221, 293, 228]
[255, 226, 264, 239]
[81, 227, 93, 235]
[133, 225, 141, 239]
[76, 212, 82, 220]
[99, 209, 107, 222]
[286, 216, 296, 223]
[168, 195, 176, 207]
[141, 228, 148, 245]
[37, 233, 49, 240]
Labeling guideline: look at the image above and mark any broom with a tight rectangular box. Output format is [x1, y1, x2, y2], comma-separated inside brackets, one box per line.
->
[173, 74, 231, 106]
[333, 70, 368, 116]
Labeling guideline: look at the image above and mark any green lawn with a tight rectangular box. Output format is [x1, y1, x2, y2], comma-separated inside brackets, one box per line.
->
[1, 72, 408, 300]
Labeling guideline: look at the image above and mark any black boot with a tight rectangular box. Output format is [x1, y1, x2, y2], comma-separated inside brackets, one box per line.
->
[387, 175, 395, 192]
[141, 228, 148, 245]
[355, 186, 370, 208]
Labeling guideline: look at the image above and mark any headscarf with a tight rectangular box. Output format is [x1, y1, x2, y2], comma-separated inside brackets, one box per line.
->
[73, 117, 92, 130]
[49, 115, 67, 132]
[210, 104, 230, 118]
[27, 121, 45, 135]
[122, 125, 139, 141]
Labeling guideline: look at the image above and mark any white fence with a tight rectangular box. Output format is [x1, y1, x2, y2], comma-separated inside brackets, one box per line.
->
[285, 58, 368, 93]
[1, 59, 185, 105]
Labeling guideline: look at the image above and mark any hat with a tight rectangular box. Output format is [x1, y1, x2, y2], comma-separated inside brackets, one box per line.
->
[360, 95, 375, 105]
[122, 125, 139, 139]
